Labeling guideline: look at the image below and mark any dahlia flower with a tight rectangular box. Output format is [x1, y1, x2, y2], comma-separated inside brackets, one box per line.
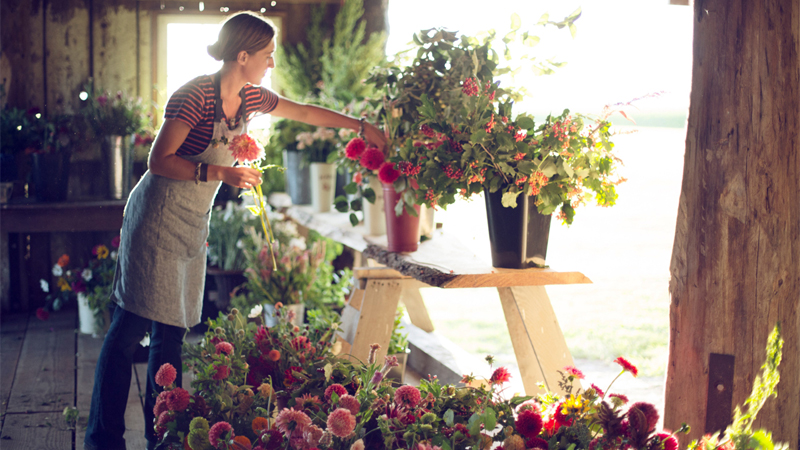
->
[208, 421, 233, 448]
[155, 363, 177, 387]
[326, 408, 356, 438]
[394, 385, 422, 408]
[345, 137, 367, 160]
[359, 147, 385, 171]
[275, 408, 312, 438]
[229, 134, 264, 164]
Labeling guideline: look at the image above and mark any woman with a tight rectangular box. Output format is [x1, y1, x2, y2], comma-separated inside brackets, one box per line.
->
[84, 11, 386, 450]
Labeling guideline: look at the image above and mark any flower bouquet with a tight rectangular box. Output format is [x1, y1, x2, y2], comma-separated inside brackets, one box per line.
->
[80, 79, 149, 137]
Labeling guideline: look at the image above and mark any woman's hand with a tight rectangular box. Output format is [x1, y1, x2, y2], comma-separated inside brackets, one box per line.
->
[211, 165, 263, 189]
[363, 121, 388, 153]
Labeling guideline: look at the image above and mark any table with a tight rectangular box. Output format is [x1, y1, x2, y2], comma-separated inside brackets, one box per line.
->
[1, 200, 126, 311]
[284, 205, 591, 395]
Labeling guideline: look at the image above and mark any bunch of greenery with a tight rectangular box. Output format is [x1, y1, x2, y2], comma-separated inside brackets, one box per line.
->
[81, 79, 149, 137]
[207, 201, 259, 271]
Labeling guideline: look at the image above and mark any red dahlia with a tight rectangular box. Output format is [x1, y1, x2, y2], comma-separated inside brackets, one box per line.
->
[515, 409, 543, 439]
[614, 356, 639, 377]
[377, 162, 400, 184]
[490, 367, 511, 384]
[345, 138, 367, 160]
[359, 147, 385, 171]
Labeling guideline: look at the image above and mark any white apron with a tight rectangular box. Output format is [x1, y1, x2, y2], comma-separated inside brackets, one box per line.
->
[112, 74, 248, 328]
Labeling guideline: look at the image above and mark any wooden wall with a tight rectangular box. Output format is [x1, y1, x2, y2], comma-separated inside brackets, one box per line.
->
[0, 0, 387, 312]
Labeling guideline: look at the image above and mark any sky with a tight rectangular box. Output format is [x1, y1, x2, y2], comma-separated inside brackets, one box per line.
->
[386, 0, 694, 119]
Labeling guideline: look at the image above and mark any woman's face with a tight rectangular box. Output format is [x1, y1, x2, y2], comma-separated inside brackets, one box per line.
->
[244, 39, 276, 85]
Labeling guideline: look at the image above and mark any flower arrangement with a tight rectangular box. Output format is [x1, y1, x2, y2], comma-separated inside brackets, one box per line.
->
[296, 127, 340, 163]
[208, 201, 260, 271]
[154, 309, 788, 450]
[37, 236, 120, 331]
[81, 79, 149, 137]
[231, 212, 352, 312]
[366, 13, 628, 224]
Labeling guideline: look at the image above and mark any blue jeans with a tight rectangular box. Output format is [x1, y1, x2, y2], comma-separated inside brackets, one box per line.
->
[84, 305, 185, 450]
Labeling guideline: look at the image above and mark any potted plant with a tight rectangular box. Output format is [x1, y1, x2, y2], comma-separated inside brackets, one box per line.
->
[80, 79, 149, 199]
[296, 127, 340, 212]
[206, 200, 260, 310]
[385, 306, 411, 383]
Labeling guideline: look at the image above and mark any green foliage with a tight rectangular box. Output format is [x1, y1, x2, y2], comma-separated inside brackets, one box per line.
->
[207, 201, 259, 271]
[275, 5, 327, 100]
[80, 79, 149, 136]
[388, 306, 410, 355]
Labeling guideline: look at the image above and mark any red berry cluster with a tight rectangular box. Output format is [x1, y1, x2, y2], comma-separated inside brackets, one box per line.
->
[420, 124, 436, 138]
[397, 161, 421, 176]
[461, 77, 480, 96]
[442, 164, 463, 180]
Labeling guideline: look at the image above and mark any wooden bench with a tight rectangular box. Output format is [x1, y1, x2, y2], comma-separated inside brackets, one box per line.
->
[283, 204, 591, 395]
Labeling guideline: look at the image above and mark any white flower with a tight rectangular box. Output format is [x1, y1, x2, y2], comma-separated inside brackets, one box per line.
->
[140, 334, 150, 347]
[288, 237, 307, 251]
[110, 251, 118, 261]
[40, 279, 49, 293]
[236, 239, 244, 249]
[66, 270, 72, 277]
[51, 264, 63, 277]
[223, 201, 235, 222]
[81, 269, 93, 282]
[339, 128, 353, 140]
[297, 142, 306, 150]
[248, 304, 263, 319]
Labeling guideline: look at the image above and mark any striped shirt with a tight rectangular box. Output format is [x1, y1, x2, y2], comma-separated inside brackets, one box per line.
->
[164, 75, 279, 156]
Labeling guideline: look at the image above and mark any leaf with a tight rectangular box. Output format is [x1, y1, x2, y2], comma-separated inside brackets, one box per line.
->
[324, 363, 333, 381]
[502, 190, 521, 208]
[468, 413, 481, 438]
[247, 206, 260, 216]
[444, 409, 455, 427]
[344, 182, 358, 195]
[517, 160, 536, 175]
[517, 116, 534, 129]
[349, 213, 359, 227]
[483, 407, 497, 431]
[394, 198, 404, 217]
[404, 202, 418, 217]
[363, 188, 376, 204]
[523, 35, 540, 47]
[510, 13, 522, 31]
[538, 12, 550, 24]
[539, 159, 557, 177]
[569, 23, 578, 39]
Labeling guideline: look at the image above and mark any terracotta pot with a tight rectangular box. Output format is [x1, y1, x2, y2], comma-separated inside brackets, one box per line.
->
[382, 183, 421, 253]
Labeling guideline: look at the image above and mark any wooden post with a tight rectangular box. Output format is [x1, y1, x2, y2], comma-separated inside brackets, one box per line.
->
[664, 0, 799, 445]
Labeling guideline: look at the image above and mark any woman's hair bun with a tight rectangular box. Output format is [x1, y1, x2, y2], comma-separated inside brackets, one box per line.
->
[207, 42, 223, 61]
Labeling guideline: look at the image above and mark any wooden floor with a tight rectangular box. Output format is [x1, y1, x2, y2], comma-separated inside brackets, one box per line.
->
[1, 308, 152, 450]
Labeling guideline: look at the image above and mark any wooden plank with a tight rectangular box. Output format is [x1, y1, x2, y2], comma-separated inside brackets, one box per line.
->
[0, 412, 74, 449]
[75, 334, 103, 448]
[0, 314, 28, 417]
[6, 311, 75, 414]
[0, 0, 45, 110]
[348, 280, 402, 364]
[93, 4, 138, 96]
[0, 201, 126, 234]
[45, 1, 90, 113]
[284, 206, 370, 253]
[497, 286, 577, 396]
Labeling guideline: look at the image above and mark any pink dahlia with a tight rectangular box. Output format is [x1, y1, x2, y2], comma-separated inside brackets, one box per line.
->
[654, 432, 679, 450]
[490, 367, 512, 384]
[614, 356, 639, 377]
[562, 365, 585, 379]
[377, 162, 400, 184]
[359, 147, 385, 171]
[303, 424, 323, 447]
[345, 137, 367, 160]
[627, 402, 659, 433]
[215, 341, 234, 355]
[153, 397, 169, 417]
[590, 383, 605, 397]
[338, 394, 361, 416]
[229, 134, 264, 164]
[326, 408, 356, 438]
[212, 364, 230, 380]
[208, 421, 234, 448]
[394, 385, 422, 408]
[515, 409, 543, 439]
[324, 384, 348, 402]
[275, 408, 312, 439]
[155, 363, 177, 387]
[165, 387, 191, 411]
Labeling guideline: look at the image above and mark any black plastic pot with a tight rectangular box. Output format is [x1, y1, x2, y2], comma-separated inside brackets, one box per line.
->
[484, 188, 552, 269]
[32, 151, 70, 202]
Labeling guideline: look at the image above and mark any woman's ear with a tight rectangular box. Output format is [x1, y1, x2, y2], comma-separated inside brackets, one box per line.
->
[237, 50, 249, 65]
